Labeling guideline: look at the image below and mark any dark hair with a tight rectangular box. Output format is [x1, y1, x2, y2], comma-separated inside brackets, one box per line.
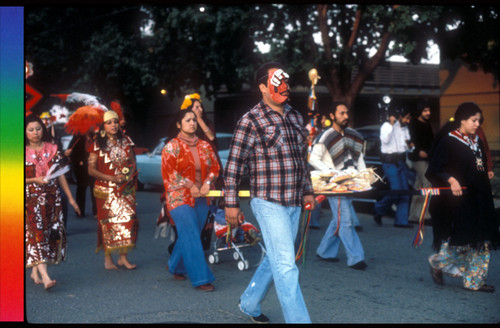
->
[388, 106, 411, 118]
[414, 101, 431, 117]
[185, 99, 210, 124]
[330, 101, 348, 115]
[174, 109, 196, 132]
[454, 102, 482, 122]
[255, 62, 285, 87]
[96, 121, 124, 150]
[25, 114, 51, 146]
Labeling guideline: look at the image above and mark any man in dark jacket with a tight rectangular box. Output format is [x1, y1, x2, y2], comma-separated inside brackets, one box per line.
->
[408, 101, 434, 222]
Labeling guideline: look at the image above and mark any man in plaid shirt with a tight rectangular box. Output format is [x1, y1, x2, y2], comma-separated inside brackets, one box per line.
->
[224, 62, 315, 323]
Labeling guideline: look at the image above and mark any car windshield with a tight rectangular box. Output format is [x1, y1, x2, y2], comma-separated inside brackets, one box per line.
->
[153, 139, 166, 155]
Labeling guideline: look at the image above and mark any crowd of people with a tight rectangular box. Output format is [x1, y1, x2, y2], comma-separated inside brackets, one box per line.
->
[25, 62, 499, 323]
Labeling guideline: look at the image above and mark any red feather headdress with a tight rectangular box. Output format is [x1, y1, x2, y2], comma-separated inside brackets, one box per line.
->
[64, 105, 105, 135]
[110, 101, 124, 121]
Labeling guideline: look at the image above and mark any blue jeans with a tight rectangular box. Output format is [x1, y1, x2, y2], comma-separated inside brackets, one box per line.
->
[168, 198, 214, 287]
[349, 199, 361, 227]
[239, 198, 310, 323]
[316, 196, 365, 266]
[374, 161, 410, 225]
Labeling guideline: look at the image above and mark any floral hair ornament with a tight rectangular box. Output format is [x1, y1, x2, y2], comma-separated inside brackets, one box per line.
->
[180, 93, 201, 110]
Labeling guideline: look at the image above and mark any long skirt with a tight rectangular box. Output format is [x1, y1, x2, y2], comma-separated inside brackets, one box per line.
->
[25, 186, 66, 267]
[428, 241, 491, 290]
[94, 185, 138, 255]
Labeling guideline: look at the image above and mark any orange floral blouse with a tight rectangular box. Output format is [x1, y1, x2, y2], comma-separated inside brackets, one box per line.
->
[161, 137, 220, 211]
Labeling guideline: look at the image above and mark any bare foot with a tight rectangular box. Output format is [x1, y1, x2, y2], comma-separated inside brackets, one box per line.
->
[31, 271, 42, 285]
[43, 278, 56, 290]
[104, 254, 118, 270]
[117, 256, 136, 270]
[105, 262, 118, 270]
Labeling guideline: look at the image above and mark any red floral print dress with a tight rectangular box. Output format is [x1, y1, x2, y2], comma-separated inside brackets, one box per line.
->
[25, 142, 66, 267]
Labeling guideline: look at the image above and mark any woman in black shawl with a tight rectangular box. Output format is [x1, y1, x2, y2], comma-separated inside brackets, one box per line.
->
[426, 102, 499, 292]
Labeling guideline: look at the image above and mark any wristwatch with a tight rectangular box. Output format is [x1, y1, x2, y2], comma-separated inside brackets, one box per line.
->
[205, 180, 211, 185]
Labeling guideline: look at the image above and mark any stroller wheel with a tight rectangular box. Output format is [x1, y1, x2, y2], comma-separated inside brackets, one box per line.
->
[233, 251, 240, 261]
[208, 254, 219, 264]
[237, 260, 249, 271]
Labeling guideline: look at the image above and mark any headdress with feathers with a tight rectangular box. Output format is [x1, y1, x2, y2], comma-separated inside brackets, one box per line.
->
[65, 105, 105, 135]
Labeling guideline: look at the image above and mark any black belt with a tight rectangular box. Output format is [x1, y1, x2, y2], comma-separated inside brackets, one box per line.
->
[380, 152, 406, 163]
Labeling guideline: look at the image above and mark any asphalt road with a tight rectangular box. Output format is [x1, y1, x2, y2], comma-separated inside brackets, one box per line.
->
[25, 184, 500, 324]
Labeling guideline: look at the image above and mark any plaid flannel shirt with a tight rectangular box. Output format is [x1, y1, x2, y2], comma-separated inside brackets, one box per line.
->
[224, 100, 314, 208]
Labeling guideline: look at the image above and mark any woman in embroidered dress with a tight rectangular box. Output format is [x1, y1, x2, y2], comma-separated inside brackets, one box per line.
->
[25, 114, 80, 290]
[161, 109, 220, 291]
[88, 110, 139, 270]
[426, 102, 500, 292]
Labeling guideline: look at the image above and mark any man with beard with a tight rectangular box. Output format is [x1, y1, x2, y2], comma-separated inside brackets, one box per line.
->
[309, 102, 367, 270]
[373, 107, 414, 228]
[408, 101, 434, 222]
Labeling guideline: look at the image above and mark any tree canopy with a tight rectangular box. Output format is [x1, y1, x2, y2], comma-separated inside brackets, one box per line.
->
[25, 5, 498, 130]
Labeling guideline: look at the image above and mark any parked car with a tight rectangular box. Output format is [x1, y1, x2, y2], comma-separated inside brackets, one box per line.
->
[356, 124, 384, 185]
[135, 132, 233, 189]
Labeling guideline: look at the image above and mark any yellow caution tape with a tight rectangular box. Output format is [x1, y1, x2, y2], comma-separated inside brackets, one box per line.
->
[207, 190, 250, 197]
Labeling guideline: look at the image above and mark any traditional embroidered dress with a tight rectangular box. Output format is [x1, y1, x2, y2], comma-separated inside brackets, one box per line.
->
[25, 142, 67, 267]
[426, 129, 500, 290]
[89, 135, 138, 255]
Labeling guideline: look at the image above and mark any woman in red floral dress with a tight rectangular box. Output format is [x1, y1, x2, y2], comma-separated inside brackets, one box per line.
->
[88, 110, 138, 270]
[25, 114, 80, 290]
[162, 109, 220, 291]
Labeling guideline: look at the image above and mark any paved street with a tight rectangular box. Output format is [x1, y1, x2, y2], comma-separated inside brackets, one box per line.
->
[25, 184, 500, 324]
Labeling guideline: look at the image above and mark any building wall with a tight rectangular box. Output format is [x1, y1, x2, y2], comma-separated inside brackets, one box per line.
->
[439, 60, 500, 151]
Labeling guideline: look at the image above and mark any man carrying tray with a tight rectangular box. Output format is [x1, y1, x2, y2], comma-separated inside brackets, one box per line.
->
[309, 101, 367, 270]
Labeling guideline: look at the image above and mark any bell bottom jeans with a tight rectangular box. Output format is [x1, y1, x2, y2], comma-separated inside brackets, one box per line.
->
[167, 198, 215, 287]
[316, 196, 365, 266]
[374, 161, 410, 225]
[239, 197, 311, 323]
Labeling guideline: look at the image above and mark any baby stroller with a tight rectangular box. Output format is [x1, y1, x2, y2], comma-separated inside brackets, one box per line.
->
[208, 206, 266, 271]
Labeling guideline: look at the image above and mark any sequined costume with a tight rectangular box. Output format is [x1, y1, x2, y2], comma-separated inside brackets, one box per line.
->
[89, 135, 138, 255]
[25, 142, 67, 267]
